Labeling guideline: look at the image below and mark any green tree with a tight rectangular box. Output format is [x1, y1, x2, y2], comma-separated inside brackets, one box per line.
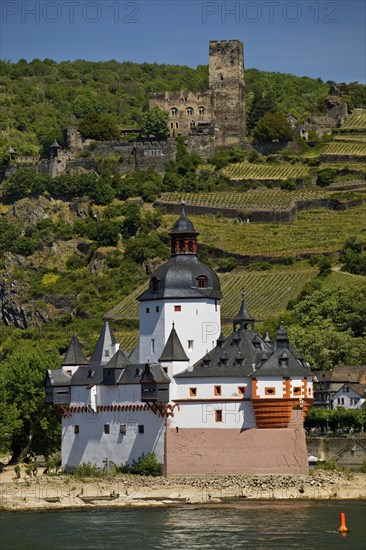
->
[0, 346, 61, 462]
[253, 112, 294, 143]
[142, 107, 168, 139]
[78, 112, 120, 140]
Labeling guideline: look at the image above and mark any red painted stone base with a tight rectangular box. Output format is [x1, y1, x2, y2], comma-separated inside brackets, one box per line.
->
[165, 411, 309, 475]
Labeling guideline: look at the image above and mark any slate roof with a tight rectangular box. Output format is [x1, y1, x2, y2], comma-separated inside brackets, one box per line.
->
[347, 384, 366, 398]
[159, 325, 189, 362]
[138, 254, 222, 301]
[233, 292, 255, 328]
[50, 139, 61, 148]
[62, 335, 89, 366]
[89, 321, 117, 367]
[140, 363, 171, 384]
[251, 348, 311, 378]
[175, 328, 271, 378]
[170, 205, 197, 234]
[46, 369, 71, 387]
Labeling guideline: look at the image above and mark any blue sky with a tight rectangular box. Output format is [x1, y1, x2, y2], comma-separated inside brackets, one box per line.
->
[1, 1, 365, 83]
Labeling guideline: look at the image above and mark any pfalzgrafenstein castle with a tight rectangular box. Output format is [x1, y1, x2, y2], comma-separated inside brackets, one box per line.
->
[46, 205, 313, 476]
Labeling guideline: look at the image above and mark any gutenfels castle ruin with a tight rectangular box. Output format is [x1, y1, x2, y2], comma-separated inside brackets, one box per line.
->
[150, 39, 246, 146]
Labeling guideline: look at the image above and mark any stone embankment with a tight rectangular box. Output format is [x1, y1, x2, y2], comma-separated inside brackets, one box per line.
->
[1, 468, 365, 511]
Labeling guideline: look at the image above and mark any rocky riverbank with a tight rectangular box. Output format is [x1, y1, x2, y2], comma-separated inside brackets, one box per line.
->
[1, 467, 365, 511]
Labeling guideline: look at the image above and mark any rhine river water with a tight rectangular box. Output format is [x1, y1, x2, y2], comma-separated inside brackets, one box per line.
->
[1, 501, 365, 549]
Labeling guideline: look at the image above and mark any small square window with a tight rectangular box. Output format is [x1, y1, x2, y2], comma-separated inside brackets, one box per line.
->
[190, 387, 197, 396]
[214, 385, 221, 396]
[74, 425, 79, 434]
[146, 308, 150, 313]
[238, 386, 245, 396]
[120, 424, 126, 435]
[138, 425, 144, 434]
[104, 424, 110, 434]
[156, 306, 160, 312]
[188, 340, 194, 351]
[174, 305, 181, 312]
[215, 410, 222, 423]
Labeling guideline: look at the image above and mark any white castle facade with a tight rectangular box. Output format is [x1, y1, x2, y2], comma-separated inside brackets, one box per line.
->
[46, 207, 313, 475]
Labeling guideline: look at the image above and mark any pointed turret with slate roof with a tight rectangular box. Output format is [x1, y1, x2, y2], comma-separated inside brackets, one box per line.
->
[233, 291, 255, 331]
[252, 322, 311, 378]
[62, 335, 89, 367]
[159, 323, 189, 362]
[89, 320, 118, 367]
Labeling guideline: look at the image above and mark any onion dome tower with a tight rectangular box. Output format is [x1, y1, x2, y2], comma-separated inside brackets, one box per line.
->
[138, 203, 222, 367]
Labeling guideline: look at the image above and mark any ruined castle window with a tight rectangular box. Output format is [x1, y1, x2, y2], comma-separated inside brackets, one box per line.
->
[104, 424, 110, 434]
[171, 108, 178, 116]
[214, 385, 222, 396]
[186, 107, 194, 116]
[190, 387, 197, 397]
[215, 410, 222, 422]
[198, 107, 206, 115]
[138, 424, 145, 434]
[170, 123, 174, 129]
[190, 121, 195, 129]
[74, 425, 79, 434]
[175, 122, 179, 129]
[265, 387, 275, 396]
[197, 276, 208, 289]
[238, 386, 245, 396]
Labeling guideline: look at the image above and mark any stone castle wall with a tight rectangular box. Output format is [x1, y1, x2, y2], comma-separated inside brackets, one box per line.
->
[165, 410, 308, 475]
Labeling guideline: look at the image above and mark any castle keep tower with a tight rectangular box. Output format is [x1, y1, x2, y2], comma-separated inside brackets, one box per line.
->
[209, 40, 246, 146]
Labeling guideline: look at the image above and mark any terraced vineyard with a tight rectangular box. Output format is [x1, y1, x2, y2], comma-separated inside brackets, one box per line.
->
[160, 188, 326, 211]
[320, 162, 366, 172]
[322, 141, 366, 156]
[341, 109, 366, 130]
[334, 134, 366, 142]
[329, 174, 366, 188]
[221, 162, 309, 181]
[161, 204, 366, 257]
[107, 268, 317, 326]
[321, 270, 366, 292]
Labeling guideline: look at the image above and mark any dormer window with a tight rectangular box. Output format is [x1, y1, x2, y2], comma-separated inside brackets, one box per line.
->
[197, 275, 208, 289]
[151, 277, 160, 292]
[105, 350, 109, 358]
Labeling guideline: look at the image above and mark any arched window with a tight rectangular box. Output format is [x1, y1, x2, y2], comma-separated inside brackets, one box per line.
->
[151, 277, 159, 292]
[186, 107, 194, 116]
[197, 275, 208, 289]
[188, 240, 193, 252]
[171, 108, 178, 116]
[198, 106, 206, 116]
